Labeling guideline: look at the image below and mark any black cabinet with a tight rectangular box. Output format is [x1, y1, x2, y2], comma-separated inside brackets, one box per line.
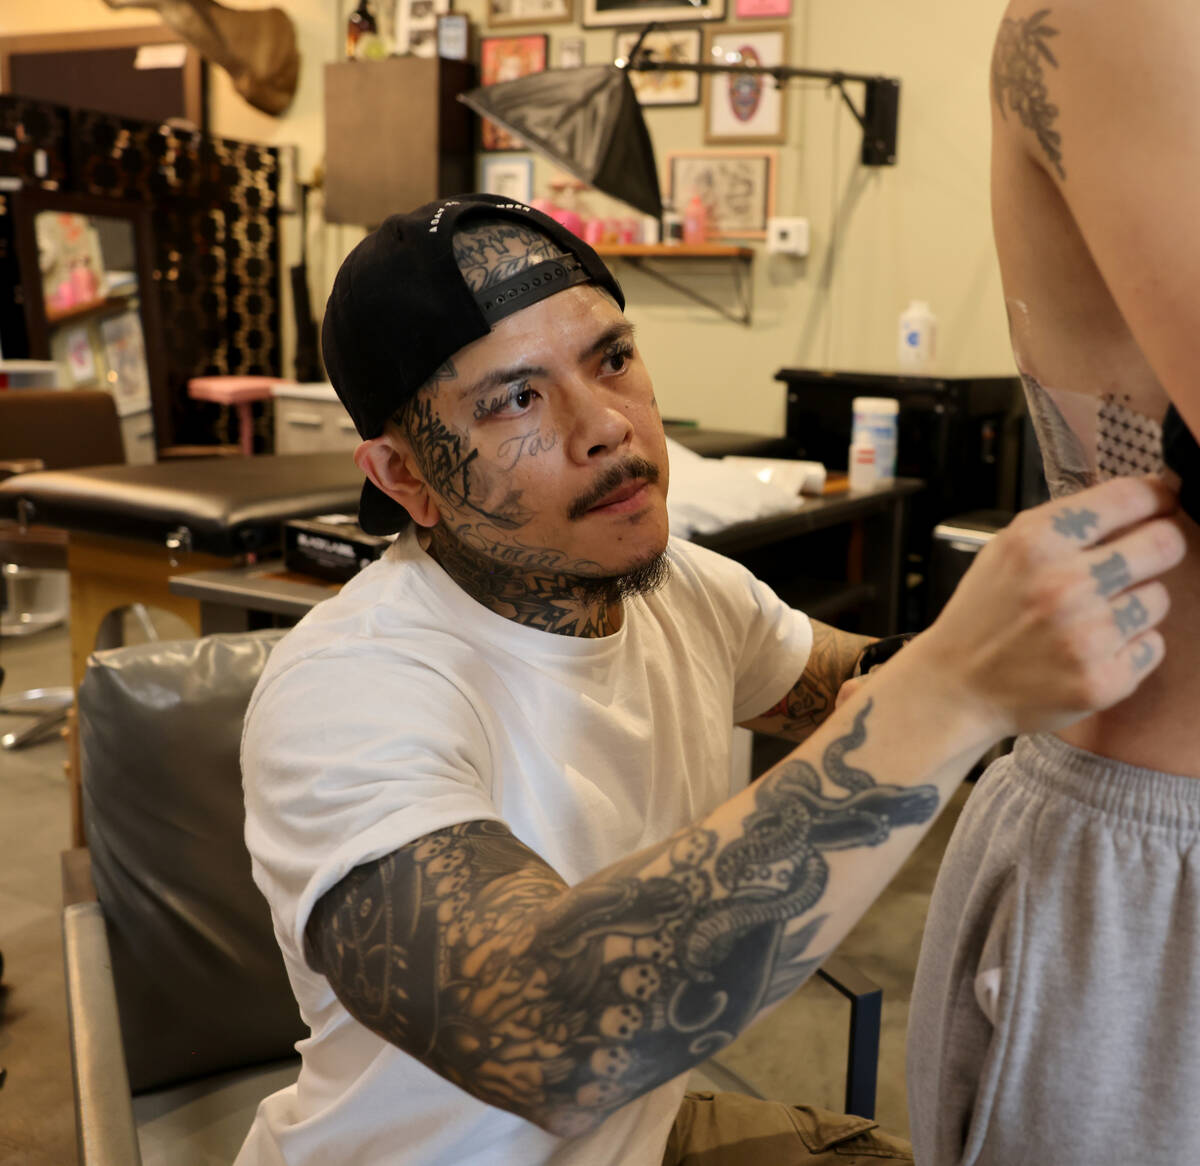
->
[775, 369, 1029, 627]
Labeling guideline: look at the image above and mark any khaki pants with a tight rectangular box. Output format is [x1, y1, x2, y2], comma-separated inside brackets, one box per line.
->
[662, 1092, 913, 1165]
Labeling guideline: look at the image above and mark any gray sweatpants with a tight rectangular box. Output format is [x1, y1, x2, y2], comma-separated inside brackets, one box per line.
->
[907, 733, 1200, 1166]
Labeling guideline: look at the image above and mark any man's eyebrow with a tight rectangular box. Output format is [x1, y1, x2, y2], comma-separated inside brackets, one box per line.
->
[458, 322, 637, 401]
[578, 321, 635, 364]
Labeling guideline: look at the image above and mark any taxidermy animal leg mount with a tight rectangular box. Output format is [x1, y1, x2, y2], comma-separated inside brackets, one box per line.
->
[102, 0, 300, 116]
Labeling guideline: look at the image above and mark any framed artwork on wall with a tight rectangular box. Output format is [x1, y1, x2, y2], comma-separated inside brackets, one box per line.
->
[734, 0, 792, 16]
[479, 34, 549, 150]
[558, 36, 586, 67]
[480, 156, 535, 202]
[613, 27, 702, 106]
[582, 0, 725, 30]
[436, 14, 470, 60]
[704, 24, 790, 144]
[666, 148, 777, 237]
[394, 0, 451, 57]
[488, 0, 573, 26]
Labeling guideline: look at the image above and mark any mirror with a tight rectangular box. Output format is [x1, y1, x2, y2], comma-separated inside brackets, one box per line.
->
[12, 191, 169, 464]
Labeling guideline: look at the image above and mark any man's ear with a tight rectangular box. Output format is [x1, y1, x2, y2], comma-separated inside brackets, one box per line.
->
[354, 434, 441, 528]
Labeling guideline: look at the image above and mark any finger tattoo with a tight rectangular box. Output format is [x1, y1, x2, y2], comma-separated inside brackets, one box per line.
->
[1052, 508, 1100, 540]
[1113, 594, 1149, 635]
[1130, 639, 1156, 671]
[1091, 551, 1133, 597]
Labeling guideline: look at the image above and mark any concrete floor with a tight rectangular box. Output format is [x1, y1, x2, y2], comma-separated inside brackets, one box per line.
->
[0, 615, 967, 1164]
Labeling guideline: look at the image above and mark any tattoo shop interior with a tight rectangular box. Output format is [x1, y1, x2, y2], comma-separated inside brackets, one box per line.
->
[0, 0, 1046, 1161]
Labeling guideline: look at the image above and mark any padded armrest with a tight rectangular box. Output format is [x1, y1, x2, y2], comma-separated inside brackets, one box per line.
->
[63, 901, 142, 1166]
[0, 458, 45, 480]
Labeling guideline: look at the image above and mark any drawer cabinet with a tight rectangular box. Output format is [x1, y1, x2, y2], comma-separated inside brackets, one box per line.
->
[275, 395, 360, 454]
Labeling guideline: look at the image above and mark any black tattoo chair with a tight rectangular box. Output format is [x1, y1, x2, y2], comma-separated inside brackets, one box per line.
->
[62, 629, 883, 1164]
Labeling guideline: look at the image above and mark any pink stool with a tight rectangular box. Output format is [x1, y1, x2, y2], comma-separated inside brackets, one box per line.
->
[187, 376, 295, 456]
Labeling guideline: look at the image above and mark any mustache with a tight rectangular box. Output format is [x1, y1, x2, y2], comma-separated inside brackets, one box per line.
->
[567, 456, 660, 521]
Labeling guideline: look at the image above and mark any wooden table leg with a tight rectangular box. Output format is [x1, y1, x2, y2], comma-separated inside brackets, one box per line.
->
[66, 534, 236, 690]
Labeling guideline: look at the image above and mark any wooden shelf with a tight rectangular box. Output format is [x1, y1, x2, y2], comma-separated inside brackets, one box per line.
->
[46, 292, 132, 326]
[595, 243, 753, 259]
[594, 243, 755, 325]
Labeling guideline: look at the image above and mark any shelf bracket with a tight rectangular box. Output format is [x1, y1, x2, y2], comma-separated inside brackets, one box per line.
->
[614, 252, 753, 326]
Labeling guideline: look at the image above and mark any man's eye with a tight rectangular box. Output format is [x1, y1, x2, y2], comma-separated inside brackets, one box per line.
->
[605, 344, 634, 373]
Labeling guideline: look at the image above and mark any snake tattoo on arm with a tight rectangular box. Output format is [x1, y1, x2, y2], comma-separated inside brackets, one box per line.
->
[305, 699, 939, 1136]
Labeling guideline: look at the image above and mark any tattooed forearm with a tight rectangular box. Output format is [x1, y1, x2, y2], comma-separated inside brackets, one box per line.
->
[306, 700, 938, 1136]
[992, 7, 1066, 178]
[744, 620, 875, 741]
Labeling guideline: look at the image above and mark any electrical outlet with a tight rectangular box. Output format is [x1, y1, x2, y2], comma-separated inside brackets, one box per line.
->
[767, 216, 810, 257]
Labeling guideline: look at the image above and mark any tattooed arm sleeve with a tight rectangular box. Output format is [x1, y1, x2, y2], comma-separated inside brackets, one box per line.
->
[305, 678, 964, 1138]
[738, 620, 875, 742]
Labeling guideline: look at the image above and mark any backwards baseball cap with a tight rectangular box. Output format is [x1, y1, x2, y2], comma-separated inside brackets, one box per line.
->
[322, 193, 625, 535]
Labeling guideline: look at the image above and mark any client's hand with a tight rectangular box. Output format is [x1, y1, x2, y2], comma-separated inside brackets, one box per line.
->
[905, 475, 1184, 741]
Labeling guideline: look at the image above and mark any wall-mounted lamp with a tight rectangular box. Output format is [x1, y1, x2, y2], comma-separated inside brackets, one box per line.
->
[459, 22, 901, 219]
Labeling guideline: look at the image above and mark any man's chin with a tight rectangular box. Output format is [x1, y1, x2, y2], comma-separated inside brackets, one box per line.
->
[574, 548, 672, 604]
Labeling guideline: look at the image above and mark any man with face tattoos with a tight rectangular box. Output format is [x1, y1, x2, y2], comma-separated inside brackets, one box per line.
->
[237, 194, 1184, 1166]
[906, 4, 1200, 1164]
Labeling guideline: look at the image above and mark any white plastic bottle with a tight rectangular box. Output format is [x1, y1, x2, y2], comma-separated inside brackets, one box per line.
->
[898, 299, 937, 373]
[851, 396, 899, 484]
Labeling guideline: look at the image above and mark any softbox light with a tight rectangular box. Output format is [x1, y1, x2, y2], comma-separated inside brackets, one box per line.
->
[459, 64, 663, 219]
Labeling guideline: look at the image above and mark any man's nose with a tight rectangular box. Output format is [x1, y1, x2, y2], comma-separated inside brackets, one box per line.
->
[563, 381, 634, 463]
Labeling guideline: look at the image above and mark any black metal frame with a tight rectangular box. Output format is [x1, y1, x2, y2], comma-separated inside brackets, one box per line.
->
[621, 22, 901, 166]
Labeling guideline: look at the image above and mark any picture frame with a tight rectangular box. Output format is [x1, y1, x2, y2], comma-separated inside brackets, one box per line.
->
[436, 14, 470, 60]
[704, 24, 790, 144]
[734, 0, 792, 16]
[666, 149, 777, 237]
[558, 36, 586, 68]
[488, 0, 573, 27]
[480, 156, 535, 203]
[614, 27, 702, 106]
[479, 35, 549, 151]
[394, 0, 450, 58]
[582, 0, 725, 30]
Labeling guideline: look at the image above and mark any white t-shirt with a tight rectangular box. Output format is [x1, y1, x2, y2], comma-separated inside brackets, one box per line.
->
[238, 531, 812, 1166]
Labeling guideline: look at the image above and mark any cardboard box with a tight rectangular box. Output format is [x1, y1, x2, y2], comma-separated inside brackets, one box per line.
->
[283, 514, 391, 584]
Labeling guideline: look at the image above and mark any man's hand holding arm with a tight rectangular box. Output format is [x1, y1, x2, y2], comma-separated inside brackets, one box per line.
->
[307, 476, 1183, 1138]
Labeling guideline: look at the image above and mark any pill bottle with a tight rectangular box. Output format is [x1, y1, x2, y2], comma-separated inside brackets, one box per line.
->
[851, 396, 900, 483]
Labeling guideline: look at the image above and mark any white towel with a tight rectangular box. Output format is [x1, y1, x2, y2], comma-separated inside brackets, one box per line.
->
[665, 437, 805, 538]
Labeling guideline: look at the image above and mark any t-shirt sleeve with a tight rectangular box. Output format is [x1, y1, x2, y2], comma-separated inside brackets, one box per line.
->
[672, 538, 814, 724]
[241, 649, 500, 962]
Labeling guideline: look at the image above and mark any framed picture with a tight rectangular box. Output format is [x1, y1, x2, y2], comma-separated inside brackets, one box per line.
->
[614, 27, 702, 106]
[99, 310, 153, 417]
[558, 36, 586, 68]
[667, 149, 777, 237]
[582, 0, 725, 30]
[704, 25, 790, 144]
[489, 0, 573, 26]
[735, 0, 791, 15]
[394, 0, 450, 57]
[437, 14, 470, 60]
[480, 35, 548, 150]
[481, 156, 535, 202]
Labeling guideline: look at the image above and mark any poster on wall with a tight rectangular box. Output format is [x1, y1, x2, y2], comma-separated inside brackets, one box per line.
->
[614, 27, 702, 106]
[481, 156, 535, 202]
[99, 310, 153, 417]
[582, 0, 725, 28]
[667, 149, 777, 237]
[704, 25, 790, 144]
[394, 0, 451, 57]
[479, 35, 549, 150]
[489, 0, 573, 26]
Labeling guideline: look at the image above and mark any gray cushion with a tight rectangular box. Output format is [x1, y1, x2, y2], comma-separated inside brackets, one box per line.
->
[78, 629, 305, 1094]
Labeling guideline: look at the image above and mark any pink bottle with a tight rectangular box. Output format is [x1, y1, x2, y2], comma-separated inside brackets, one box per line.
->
[683, 195, 709, 245]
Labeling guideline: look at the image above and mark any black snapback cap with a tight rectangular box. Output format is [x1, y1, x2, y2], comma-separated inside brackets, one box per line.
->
[322, 193, 625, 535]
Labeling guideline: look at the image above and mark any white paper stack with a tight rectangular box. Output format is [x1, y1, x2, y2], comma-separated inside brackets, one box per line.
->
[721, 456, 827, 496]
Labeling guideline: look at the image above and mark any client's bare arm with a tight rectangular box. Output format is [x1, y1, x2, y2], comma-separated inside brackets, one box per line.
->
[307, 477, 1183, 1136]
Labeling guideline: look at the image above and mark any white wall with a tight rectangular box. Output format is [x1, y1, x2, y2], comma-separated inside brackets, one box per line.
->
[1, 0, 1017, 434]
